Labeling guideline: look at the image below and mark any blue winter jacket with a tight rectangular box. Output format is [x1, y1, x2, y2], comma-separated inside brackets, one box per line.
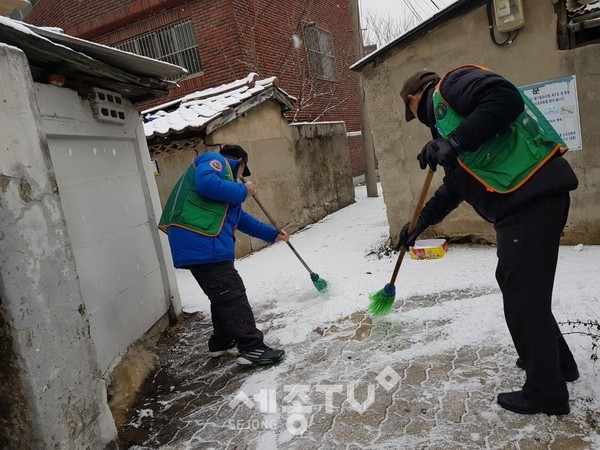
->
[167, 152, 279, 268]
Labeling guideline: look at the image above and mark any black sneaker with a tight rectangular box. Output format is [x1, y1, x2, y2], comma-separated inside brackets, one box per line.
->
[515, 358, 579, 382]
[208, 340, 238, 358]
[236, 346, 285, 366]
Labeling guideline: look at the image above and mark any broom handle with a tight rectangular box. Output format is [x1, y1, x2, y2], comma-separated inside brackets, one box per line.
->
[389, 169, 435, 286]
[240, 176, 315, 275]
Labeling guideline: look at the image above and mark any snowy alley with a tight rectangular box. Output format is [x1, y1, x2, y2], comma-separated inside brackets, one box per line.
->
[120, 184, 600, 449]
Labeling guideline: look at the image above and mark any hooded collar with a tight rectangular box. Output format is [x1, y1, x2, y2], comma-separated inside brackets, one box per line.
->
[223, 156, 240, 181]
[417, 83, 435, 127]
[417, 84, 439, 139]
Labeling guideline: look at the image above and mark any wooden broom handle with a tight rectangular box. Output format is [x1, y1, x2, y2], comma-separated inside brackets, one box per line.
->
[389, 169, 435, 285]
[240, 176, 315, 275]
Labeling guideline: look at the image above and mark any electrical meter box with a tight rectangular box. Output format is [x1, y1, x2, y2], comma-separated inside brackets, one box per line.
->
[493, 0, 525, 33]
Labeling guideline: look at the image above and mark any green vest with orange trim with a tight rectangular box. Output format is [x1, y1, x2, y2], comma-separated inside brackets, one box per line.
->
[158, 162, 233, 236]
[432, 66, 568, 193]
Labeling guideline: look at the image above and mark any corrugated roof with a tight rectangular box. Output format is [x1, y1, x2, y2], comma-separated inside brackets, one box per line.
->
[0, 16, 187, 102]
[143, 73, 296, 140]
[21, 22, 188, 81]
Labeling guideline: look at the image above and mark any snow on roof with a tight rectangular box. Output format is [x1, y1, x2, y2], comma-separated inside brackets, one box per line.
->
[19, 20, 187, 81]
[291, 121, 345, 126]
[143, 73, 296, 139]
[0, 16, 186, 101]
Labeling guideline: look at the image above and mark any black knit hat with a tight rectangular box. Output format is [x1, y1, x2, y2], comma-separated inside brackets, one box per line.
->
[220, 144, 251, 176]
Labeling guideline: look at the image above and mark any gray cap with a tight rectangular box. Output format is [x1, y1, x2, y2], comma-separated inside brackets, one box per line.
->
[400, 69, 439, 121]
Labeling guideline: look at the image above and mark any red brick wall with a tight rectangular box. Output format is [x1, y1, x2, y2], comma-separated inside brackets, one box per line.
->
[348, 136, 365, 177]
[26, 0, 186, 38]
[26, 0, 124, 31]
[27, 0, 366, 175]
[224, 1, 362, 127]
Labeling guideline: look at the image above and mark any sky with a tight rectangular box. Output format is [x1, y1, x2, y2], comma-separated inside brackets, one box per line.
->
[358, 0, 458, 47]
[170, 183, 600, 447]
[360, 0, 456, 22]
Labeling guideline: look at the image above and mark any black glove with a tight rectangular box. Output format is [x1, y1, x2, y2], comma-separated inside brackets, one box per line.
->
[396, 219, 427, 251]
[417, 135, 462, 172]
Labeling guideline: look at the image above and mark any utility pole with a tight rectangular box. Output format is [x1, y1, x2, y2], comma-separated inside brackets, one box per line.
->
[350, 0, 378, 197]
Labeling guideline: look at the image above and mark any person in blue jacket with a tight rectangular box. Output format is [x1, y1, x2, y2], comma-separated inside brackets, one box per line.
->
[161, 144, 288, 365]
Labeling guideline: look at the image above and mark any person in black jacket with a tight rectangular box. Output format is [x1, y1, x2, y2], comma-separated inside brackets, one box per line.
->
[399, 65, 579, 415]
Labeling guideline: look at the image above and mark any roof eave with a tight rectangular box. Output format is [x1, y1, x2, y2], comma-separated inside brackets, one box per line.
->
[0, 17, 182, 102]
[146, 87, 295, 141]
[351, 0, 485, 72]
[20, 22, 188, 81]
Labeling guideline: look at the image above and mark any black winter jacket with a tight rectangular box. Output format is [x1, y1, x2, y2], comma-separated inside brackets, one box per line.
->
[416, 66, 578, 226]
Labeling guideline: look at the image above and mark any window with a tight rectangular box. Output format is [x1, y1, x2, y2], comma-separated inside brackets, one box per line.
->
[115, 20, 202, 78]
[303, 24, 338, 81]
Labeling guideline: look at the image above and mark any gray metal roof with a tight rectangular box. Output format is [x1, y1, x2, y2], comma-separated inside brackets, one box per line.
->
[0, 16, 187, 102]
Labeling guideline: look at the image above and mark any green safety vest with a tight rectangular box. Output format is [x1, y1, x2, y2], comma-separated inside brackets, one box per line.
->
[158, 161, 233, 236]
[433, 65, 568, 193]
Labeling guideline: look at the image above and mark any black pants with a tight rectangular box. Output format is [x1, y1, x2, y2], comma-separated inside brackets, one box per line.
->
[494, 193, 575, 405]
[188, 261, 264, 352]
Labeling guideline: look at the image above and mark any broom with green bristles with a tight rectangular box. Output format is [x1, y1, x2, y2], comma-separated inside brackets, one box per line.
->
[240, 177, 328, 293]
[369, 169, 435, 315]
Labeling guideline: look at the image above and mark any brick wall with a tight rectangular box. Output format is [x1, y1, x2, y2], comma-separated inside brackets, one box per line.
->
[26, 0, 125, 31]
[26, 0, 186, 38]
[226, 0, 362, 127]
[348, 136, 365, 178]
[218, 0, 365, 174]
[26, 0, 366, 175]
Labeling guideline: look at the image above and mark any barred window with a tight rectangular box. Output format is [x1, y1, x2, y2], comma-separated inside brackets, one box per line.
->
[303, 24, 338, 82]
[115, 20, 202, 78]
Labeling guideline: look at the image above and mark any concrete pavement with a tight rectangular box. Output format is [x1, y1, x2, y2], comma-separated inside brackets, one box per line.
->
[119, 286, 599, 449]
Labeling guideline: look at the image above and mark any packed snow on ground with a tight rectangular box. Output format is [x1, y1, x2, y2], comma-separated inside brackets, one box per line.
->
[175, 183, 600, 444]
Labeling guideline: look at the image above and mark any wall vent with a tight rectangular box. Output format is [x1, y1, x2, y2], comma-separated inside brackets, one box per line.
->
[90, 88, 127, 125]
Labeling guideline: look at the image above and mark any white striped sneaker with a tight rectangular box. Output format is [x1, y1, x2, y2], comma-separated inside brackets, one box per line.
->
[236, 346, 285, 365]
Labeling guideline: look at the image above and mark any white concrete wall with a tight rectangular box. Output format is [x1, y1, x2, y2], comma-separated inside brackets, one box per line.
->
[0, 44, 117, 449]
[0, 42, 182, 446]
[35, 83, 181, 374]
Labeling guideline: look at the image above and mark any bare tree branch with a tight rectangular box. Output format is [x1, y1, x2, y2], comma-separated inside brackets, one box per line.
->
[361, 9, 416, 47]
[361, 0, 453, 48]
